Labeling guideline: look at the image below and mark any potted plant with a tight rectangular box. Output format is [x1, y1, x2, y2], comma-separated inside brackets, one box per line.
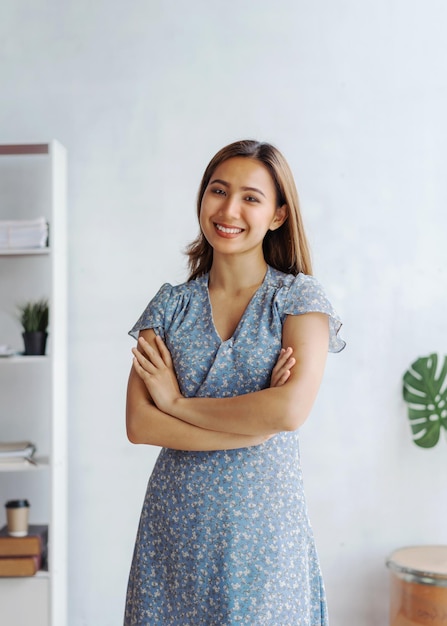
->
[17, 298, 49, 356]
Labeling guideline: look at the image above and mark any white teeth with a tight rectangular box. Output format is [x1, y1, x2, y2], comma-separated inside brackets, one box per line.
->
[215, 224, 243, 234]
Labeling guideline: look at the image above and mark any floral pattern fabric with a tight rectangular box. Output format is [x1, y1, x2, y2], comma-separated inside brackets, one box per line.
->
[124, 266, 344, 625]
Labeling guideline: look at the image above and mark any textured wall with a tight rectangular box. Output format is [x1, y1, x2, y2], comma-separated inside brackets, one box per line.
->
[1, 1, 446, 624]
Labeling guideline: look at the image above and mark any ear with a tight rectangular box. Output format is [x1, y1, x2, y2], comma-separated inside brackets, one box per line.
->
[269, 204, 288, 231]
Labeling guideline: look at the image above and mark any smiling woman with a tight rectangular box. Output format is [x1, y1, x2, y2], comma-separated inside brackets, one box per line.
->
[199, 157, 287, 256]
[124, 139, 345, 626]
[187, 139, 313, 281]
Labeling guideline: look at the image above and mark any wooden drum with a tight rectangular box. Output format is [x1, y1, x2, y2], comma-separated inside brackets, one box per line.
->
[386, 546, 447, 626]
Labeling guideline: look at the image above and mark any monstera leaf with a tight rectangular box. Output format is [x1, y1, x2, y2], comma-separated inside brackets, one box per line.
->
[403, 354, 447, 448]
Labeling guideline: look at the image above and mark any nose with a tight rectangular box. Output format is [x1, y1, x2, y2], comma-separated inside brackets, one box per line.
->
[219, 194, 240, 219]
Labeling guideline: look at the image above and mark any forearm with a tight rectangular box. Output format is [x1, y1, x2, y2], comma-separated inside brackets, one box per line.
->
[170, 386, 305, 436]
[167, 314, 330, 436]
[132, 313, 329, 438]
[127, 332, 268, 450]
[127, 397, 269, 451]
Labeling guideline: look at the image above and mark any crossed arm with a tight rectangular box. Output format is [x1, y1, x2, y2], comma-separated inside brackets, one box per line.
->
[126, 312, 329, 451]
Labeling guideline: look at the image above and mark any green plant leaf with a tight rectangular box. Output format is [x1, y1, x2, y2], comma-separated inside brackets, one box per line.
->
[403, 353, 447, 448]
[17, 298, 49, 333]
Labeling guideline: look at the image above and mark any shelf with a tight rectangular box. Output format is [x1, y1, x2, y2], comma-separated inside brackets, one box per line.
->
[0, 248, 50, 256]
[0, 570, 50, 580]
[0, 144, 49, 156]
[0, 355, 49, 364]
[0, 140, 67, 625]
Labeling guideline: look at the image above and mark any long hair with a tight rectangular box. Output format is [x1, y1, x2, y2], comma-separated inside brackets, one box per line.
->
[186, 140, 312, 280]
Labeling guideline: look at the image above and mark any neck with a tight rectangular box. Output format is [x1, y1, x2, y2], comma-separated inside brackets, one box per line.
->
[208, 252, 268, 293]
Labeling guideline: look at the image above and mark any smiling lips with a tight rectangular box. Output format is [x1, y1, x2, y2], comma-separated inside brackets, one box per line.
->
[214, 223, 244, 237]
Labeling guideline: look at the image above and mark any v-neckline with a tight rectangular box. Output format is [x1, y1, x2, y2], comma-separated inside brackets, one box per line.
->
[203, 266, 270, 344]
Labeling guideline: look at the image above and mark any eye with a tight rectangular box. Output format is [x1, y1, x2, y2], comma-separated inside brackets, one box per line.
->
[212, 188, 226, 196]
[245, 195, 259, 203]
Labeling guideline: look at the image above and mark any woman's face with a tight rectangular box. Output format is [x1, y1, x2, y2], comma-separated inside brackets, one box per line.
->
[200, 157, 286, 259]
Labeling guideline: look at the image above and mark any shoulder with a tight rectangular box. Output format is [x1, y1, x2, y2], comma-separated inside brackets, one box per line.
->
[267, 266, 324, 301]
[149, 275, 205, 307]
[267, 266, 345, 353]
[129, 275, 206, 339]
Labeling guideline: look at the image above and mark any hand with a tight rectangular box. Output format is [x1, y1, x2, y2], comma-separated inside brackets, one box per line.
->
[132, 335, 182, 414]
[270, 347, 295, 388]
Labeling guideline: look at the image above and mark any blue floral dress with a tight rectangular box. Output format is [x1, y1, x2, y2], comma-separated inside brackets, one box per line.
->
[124, 266, 344, 626]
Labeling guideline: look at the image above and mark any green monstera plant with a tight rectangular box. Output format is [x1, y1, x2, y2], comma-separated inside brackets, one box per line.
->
[403, 353, 447, 448]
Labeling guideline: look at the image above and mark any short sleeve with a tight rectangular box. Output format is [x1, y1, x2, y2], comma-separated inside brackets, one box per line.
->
[283, 274, 345, 353]
[128, 283, 173, 340]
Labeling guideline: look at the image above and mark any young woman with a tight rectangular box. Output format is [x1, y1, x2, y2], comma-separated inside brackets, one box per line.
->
[124, 140, 345, 625]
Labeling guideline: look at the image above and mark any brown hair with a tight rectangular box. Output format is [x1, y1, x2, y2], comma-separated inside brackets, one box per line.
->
[186, 139, 312, 280]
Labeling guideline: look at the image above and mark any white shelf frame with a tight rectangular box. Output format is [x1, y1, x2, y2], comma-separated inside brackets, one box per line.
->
[0, 456, 50, 472]
[0, 355, 50, 363]
[0, 248, 50, 256]
[0, 141, 67, 626]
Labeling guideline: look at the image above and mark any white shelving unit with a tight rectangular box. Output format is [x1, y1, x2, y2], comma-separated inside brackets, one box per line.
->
[0, 142, 67, 626]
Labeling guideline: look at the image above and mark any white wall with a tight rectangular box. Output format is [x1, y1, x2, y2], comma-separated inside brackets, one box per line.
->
[1, 1, 447, 624]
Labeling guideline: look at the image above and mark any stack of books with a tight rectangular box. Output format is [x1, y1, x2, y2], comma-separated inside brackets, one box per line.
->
[0, 217, 49, 250]
[0, 525, 48, 576]
[0, 442, 37, 469]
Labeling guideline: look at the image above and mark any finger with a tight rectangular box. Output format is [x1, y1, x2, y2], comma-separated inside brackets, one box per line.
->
[154, 334, 173, 367]
[270, 368, 290, 388]
[273, 370, 290, 387]
[132, 355, 158, 387]
[273, 354, 296, 383]
[271, 349, 286, 374]
[137, 336, 157, 358]
[132, 356, 149, 380]
[272, 356, 295, 381]
[279, 358, 295, 380]
[278, 356, 296, 373]
[132, 347, 157, 374]
[274, 347, 293, 370]
[279, 370, 291, 384]
[132, 349, 149, 373]
[137, 337, 165, 367]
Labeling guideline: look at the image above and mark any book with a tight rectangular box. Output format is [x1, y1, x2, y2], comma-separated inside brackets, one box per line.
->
[0, 217, 48, 250]
[0, 525, 48, 560]
[0, 554, 42, 577]
[0, 442, 37, 470]
[0, 441, 36, 459]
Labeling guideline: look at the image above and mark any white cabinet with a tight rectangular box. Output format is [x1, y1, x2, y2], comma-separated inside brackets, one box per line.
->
[0, 142, 67, 625]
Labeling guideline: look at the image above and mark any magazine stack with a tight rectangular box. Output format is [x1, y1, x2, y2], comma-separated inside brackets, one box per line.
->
[0, 218, 48, 250]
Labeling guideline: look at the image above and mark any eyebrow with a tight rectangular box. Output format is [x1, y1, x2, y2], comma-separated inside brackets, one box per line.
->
[209, 178, 266, 198]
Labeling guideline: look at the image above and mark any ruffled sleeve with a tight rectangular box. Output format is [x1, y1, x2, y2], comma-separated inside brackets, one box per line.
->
[128, 283, 173, 341]
[282, 273, 345, 353]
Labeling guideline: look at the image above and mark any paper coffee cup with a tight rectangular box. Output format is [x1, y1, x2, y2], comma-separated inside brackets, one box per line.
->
[5, 500, 30, 537]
